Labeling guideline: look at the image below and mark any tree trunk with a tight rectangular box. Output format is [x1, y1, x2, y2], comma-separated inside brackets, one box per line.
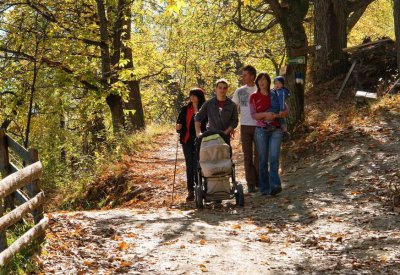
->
[106, 94, 125, 134]
[112, 0, 145, 131]
[24, 39, 40, 149]
[395, 0, 400, 73]
[125, 79, 145, 130]
[123, 10, 145, 130]
[96, 0, 125, 133]
[60, 117, 66, 163]
[313, 0, 348, 83]
[274, 0, 309, 128]
[330, 0, 348, 76]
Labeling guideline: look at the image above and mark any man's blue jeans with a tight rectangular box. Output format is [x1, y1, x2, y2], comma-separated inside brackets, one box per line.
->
[254, 127, 283, 194]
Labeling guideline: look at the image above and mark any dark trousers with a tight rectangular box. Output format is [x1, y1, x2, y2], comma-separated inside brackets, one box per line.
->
[241, 125, 258, 188]
[182, 139, 197, 193]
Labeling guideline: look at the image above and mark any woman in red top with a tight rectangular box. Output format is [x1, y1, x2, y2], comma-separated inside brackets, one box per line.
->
[176, 88, 206, 201]
[249, 72, 288, 196]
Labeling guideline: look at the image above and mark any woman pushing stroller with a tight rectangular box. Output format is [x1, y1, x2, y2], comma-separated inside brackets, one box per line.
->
[176, 88, 207, 201]
[177, 78, 239, 203]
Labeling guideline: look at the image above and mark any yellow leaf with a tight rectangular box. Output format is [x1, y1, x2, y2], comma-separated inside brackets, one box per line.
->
[232, 224, 241, 229]
[199, 239, 206, 245]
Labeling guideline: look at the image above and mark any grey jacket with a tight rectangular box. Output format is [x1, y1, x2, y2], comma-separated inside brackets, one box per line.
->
[195, 97, 238, 132]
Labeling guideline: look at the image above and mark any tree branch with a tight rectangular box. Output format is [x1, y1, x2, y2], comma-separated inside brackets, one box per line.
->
[139, 65, 167, 81]
[0, 91, 17, 97]
[266, 0, 283, 19]
[347, 0, 375, 14]
[0, 46, 100, 91]
[347, 5, 368, 32]
[26, 0, 57, 23]
[233, 0, 279, 34]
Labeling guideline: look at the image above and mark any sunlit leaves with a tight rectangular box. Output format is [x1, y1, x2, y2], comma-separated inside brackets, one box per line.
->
[242, 0, 263, 6]
[166, 0, 186, 15]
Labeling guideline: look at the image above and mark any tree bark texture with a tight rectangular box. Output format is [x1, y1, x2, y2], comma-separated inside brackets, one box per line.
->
[313, 0, 348, 83]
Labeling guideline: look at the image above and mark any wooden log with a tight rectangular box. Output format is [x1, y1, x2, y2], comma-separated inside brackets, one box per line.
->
[0, 216, 48, 267]
[342, 38, 392, 53]
[10, 162, 29, 207]
[0, 192, 45, 232]
[5, 135, 31, 163]
[336, 61, 357, 100]
[0, 162, 42, 199]
[27, 149, 43, 225]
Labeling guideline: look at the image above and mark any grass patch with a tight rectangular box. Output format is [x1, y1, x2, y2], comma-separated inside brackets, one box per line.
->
[0, 221, 41, 275]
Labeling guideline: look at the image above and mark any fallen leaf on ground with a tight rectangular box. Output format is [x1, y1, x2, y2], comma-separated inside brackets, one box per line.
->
[112, 235, 122, 241]
[120, 261, 132, 267]
[118, 241, 129, 250]
[83, 260, 93, 267]
[259, 235, 270, 243]
[199, 264, 208, 272]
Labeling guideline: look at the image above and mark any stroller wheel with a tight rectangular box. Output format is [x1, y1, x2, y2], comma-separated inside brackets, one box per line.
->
[235, 184, 245, 207]
[195, 185, 204, 209]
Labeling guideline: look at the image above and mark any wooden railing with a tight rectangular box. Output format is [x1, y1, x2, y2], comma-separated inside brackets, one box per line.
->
[0, 129, 48, 267]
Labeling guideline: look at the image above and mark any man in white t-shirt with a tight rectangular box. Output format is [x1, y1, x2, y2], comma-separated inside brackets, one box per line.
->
[232, 65, 258, 193]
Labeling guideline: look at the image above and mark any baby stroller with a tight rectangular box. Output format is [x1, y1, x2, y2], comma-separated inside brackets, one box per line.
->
[194, 130, 245, 209]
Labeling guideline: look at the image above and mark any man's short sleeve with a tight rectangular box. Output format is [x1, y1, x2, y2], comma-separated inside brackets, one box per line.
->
[232, 89, 239, 105]
[230, 103, 239, 129]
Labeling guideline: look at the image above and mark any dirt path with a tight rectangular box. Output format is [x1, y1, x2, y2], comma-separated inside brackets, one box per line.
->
[39, 115, 400, 274]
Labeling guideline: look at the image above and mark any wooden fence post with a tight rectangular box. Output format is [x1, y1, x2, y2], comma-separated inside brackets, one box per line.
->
[0, 202, 7, 252]
[0, 130, 15, 212]
[0, 130, 9, 251]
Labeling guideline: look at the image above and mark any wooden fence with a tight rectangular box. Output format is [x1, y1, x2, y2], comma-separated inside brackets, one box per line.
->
[0, 129, 48, 267]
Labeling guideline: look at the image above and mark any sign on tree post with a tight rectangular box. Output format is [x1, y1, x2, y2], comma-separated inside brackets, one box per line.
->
[288, 56, 306, 65]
